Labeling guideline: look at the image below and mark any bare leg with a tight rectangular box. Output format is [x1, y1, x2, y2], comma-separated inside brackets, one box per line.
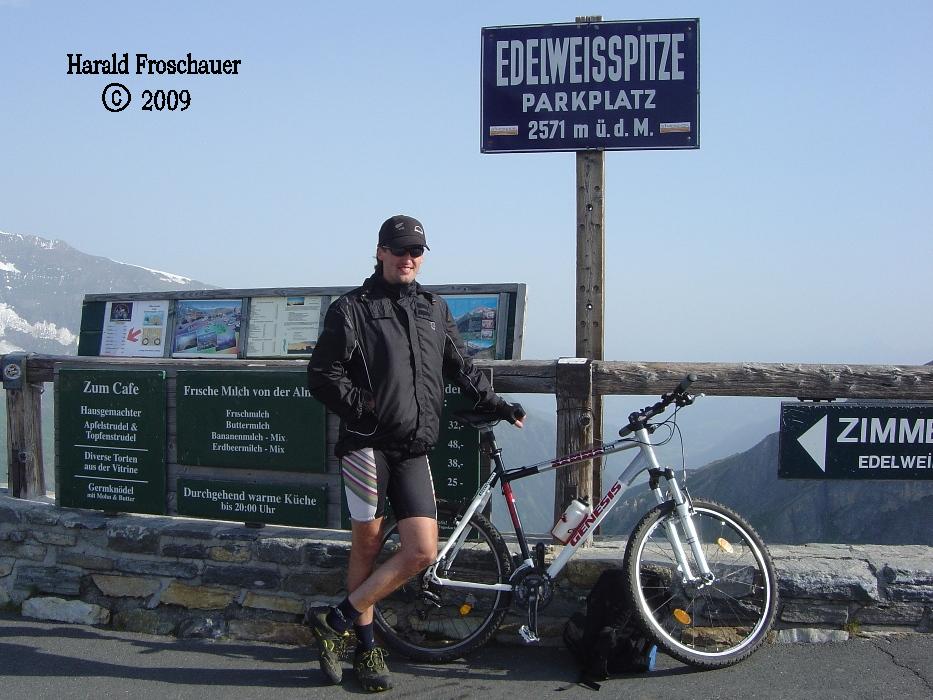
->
[346, 517, 384, 626]
[347, 516, 438, 625]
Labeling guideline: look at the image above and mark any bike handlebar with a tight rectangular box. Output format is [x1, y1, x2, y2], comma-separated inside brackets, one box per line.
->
[618, 374, 698, 438]
[675, 373, 698, 396]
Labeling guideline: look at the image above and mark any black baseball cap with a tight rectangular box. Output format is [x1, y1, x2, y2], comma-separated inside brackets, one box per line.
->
[378, 215, 430, 250]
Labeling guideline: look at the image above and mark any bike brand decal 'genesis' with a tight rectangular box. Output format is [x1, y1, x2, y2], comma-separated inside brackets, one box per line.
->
[568, 481, 622, 546]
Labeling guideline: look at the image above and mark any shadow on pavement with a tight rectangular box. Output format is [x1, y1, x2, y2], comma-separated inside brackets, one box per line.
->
[0, 614, 700, 694]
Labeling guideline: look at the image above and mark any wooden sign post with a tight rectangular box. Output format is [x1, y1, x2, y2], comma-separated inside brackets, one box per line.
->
[555, 17, 606, 530]
[481, 14, 699, 531]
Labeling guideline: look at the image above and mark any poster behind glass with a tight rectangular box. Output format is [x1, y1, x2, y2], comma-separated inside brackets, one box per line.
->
[100, 300, 170, 357]
[246, 295, 323, 357]
[172, 299, 242, 358]
[442, 294, 500, 359]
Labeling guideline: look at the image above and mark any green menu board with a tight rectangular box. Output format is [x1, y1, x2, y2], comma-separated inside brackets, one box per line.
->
[176, 370, 326, 471]
[431, 382, 482, 502]
[177, 478, 328, 527]
[56, 369, 167, 514]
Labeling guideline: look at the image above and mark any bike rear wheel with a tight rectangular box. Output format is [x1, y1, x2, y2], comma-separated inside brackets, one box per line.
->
[374, 500, 513, 662]
[623, 499, 778, 669]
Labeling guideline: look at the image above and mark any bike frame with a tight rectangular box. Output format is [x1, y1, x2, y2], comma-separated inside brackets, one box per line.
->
[427, 424, 714, 594]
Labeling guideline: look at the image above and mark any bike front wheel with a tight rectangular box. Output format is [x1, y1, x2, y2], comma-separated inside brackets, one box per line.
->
[373, 499, 513, 662]
[623, 499, 778, 669]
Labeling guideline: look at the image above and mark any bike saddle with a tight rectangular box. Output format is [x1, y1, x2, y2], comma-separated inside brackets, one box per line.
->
[452, 409, 500, 430]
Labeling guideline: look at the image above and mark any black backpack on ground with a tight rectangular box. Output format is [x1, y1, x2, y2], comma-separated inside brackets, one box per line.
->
[562, 568, 658, 689]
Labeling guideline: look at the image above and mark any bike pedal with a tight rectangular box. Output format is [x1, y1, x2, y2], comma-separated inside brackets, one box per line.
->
[518, 625, 540, 644]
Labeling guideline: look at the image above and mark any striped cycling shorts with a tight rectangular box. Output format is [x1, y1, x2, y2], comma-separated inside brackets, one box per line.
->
[341, 448, 437, 522]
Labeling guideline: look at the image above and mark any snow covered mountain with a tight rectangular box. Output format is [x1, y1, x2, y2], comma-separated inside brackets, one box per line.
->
[0, 229, 214, 354]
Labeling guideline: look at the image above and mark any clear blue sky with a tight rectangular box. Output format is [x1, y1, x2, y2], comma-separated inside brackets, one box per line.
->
[2, 0, 931, 366]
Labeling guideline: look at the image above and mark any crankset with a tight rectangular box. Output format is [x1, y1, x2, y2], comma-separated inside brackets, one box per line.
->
[511, 565, 554, 643]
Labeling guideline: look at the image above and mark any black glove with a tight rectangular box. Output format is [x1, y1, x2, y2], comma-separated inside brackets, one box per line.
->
[494, 400, 525, 425]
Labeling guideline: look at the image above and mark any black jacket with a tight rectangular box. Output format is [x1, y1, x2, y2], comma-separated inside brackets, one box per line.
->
[307, 273, 501, 457]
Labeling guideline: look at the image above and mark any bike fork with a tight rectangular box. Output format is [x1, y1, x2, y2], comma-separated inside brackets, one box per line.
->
[650, 469, 714, 584]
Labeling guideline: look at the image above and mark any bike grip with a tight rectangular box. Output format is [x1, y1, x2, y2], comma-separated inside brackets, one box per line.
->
[676, 374, 698, 394]
[495, 400, 525, 424]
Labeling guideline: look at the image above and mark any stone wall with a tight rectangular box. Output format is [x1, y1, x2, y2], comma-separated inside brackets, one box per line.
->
[1, 494, 930, 646]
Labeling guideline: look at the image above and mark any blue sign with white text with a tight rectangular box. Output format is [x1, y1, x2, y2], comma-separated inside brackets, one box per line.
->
[481, 19, 699, 153]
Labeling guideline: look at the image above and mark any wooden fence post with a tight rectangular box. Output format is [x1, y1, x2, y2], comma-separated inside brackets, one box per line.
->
[554, 358, 593, 542]
[3, 354, 45, 498]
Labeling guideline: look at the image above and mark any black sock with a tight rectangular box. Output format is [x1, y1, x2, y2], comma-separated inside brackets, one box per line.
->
[355, 622, 376, 651]
[327, 597, 361, 633]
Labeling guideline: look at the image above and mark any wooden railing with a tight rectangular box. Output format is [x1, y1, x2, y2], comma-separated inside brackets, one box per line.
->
[486, 359, 933, 521]
[5, 353, 933, 519]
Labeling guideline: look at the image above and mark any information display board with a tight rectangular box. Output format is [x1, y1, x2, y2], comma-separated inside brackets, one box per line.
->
[176, 370, 327, 471]
[780, 402, 933, 480]
[446, 294, 502, 361]
[79, 284, 525, 361]
[100, 300, 170, 357]
[176, 478, 328, 527]
[481, 18, 699, 153]
[173, 299, 243, 357]
[246, 295, 324, 357]
[74, 283, 524, 527]
[56, 369, 167, 514]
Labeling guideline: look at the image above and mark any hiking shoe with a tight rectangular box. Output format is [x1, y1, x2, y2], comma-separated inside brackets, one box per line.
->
[305, 607, 349, 684]
[354, 647, 393, 692]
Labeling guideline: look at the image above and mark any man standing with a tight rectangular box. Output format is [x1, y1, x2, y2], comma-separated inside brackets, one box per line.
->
[306, 215, 524, 692]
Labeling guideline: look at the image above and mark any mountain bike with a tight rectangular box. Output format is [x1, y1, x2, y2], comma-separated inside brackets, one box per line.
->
[373, 375, 778, 669]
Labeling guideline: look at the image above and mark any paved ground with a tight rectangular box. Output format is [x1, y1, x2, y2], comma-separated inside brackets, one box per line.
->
[1, 613, 930, 699]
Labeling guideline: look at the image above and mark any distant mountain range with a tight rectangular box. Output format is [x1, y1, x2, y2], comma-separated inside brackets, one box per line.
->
[0, 229, 213, 355]
[598, 432, 933, 545]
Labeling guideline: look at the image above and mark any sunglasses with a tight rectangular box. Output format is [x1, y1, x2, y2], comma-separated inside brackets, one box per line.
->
[381, 245, 425, 258]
